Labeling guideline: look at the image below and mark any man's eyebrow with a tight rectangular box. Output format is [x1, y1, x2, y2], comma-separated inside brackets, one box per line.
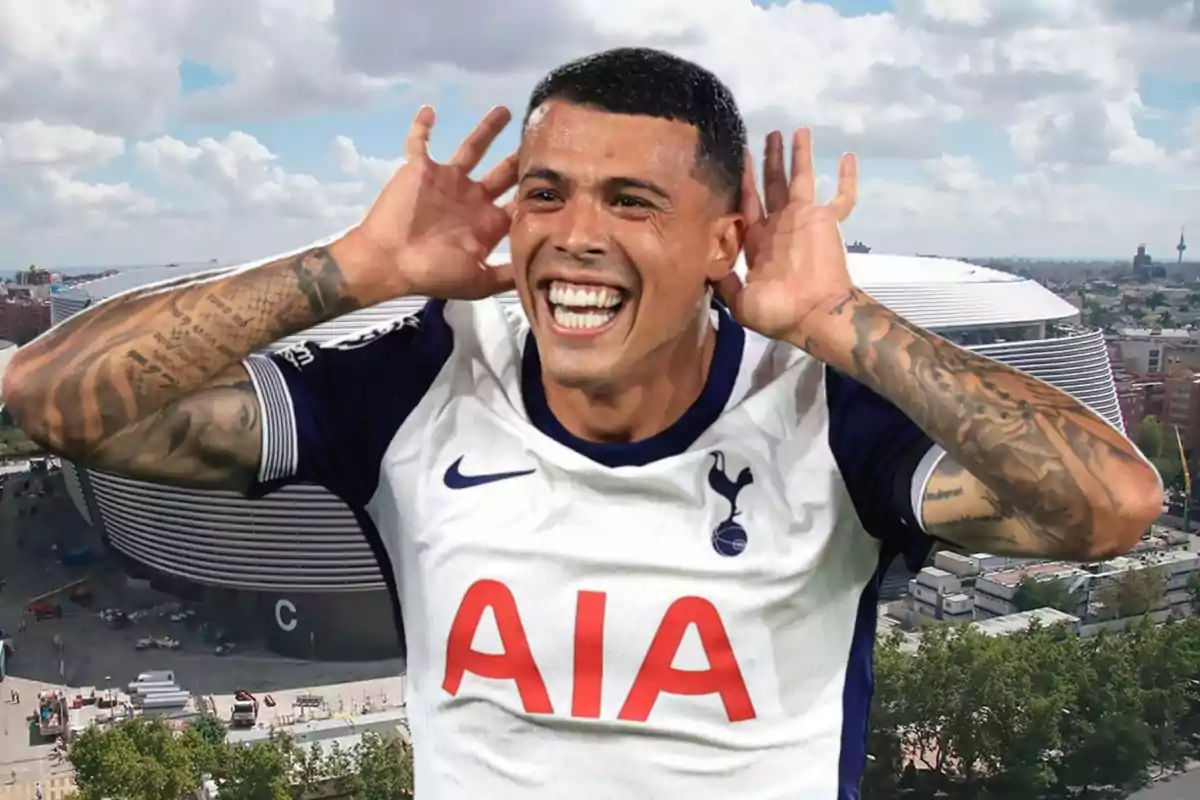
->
[520, 168, 672, 201]
[609, 177, 672, 200]
[519, 167, 563, 185]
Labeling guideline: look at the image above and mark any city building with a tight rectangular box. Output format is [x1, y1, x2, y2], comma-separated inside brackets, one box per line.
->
[12, 266, 60, 286]
[1163, 369, 1200, 450]
[1132, 244, 1167, 281]
[50, 250, 1125, 661]
[1111, 359, 1146, 442]
[904, 567, 974, 624]
[903, 525, 1198, 630]
[1112, 328, 1200, 375]
[970, 548, 1198, 622]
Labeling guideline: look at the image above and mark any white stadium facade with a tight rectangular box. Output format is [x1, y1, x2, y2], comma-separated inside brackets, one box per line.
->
[48, 251, 1122, 661]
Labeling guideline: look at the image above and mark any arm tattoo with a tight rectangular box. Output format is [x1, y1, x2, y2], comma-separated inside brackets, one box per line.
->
[807, 289, 1152, 558]
[7, 247, 361, 485]
[921, 458, 1059, 556]
[84, 364, 263, 490]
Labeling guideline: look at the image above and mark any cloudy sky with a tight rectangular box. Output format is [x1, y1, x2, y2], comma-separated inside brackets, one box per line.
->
[1, 0, 1198, 269]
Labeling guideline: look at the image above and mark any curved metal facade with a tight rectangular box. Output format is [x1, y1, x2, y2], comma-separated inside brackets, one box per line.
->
[49, 254, 1117, 600]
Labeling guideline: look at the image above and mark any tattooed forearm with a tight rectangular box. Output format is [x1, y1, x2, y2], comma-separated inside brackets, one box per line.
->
[3, 246, 362, 469]
[83, 363, 264, 490]
[921, 457, 1077, 556]
[802, 289, 1161, 559]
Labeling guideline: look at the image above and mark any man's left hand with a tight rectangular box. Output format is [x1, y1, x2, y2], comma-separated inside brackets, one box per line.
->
[717, 128, 859, 346]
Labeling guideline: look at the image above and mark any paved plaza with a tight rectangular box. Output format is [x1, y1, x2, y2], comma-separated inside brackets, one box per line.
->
[0, 466, 408, 796]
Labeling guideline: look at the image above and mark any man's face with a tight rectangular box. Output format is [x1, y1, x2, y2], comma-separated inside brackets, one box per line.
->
[510, 100, 740, 392]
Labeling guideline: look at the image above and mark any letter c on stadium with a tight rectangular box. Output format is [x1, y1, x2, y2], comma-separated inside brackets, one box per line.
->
[275, 598, 298, 632]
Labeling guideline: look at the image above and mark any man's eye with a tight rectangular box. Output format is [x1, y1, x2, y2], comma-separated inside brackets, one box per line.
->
[613, 196, 651, 209]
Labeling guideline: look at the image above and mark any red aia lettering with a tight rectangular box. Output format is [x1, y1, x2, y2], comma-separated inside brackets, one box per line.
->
[442, 580, 756, 723]
[618, 597, 756, 722]
[441, 579, 553, 714]
[572, 590, 606, 718]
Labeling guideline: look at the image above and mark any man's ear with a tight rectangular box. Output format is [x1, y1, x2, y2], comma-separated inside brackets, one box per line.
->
[705, 213, 744, 284]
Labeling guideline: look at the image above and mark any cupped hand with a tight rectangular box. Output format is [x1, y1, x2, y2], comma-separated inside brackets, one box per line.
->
[341, 105, 519, 302]
[716, 128, 858, 344]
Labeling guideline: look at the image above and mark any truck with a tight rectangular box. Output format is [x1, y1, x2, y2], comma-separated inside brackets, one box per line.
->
[25, 578, 90, 621]
[230, 690, 258, 728]
[37, 690, 69, 739]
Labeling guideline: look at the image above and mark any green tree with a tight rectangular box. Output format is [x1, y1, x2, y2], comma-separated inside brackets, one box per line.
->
[321, 740, 357, 794]
[189, 713, 226, 749]
[1096, 568, 1166, 619]
[69, 717, 201, 800]
[350, 732, 415, 799]
[185, 713, 228, 778]
[1188, 571, 1200, 614]
[1139, 415, 1163, 460]
[1154, 456, 1184, 492]
[1053, 633, 1155, 796]
[216, 732, 296, 800]
[294, 740, 327, 797]
[980, 623, 1074, 797]
[863, 616, 1200, 796]
[1127, 620, 1200, 776]
[1012, 576, 1080, 614]
[862, 633, 909, 797]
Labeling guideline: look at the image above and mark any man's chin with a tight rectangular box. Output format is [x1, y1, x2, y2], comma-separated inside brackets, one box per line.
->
[538, 348, 625, 393]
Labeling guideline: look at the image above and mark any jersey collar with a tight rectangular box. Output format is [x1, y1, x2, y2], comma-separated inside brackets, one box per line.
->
[521, 301, 745, 467]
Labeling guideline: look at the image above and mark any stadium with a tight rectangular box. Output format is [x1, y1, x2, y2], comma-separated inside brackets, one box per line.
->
[48, 251, 1123, 661]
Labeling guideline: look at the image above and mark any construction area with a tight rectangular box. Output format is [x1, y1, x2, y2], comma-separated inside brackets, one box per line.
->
[0, 462, 408, 798]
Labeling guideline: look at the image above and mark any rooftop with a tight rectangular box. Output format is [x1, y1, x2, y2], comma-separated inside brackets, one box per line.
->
[982, 561, 1089, 587]
[1118, 327, 1196, 338]
[972, 607, 1080, 637]
[57, 247, 1084, 331]
[843, 253, 1024, 286]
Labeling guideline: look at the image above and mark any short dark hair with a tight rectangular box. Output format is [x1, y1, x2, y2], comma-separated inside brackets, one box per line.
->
[526, 47, 746, 211]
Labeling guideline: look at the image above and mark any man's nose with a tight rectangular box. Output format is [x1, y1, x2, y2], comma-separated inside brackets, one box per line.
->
[553, 199, 607, 260]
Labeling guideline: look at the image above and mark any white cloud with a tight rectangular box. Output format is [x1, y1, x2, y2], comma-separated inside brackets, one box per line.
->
[132, 131, 367, 219]
[0, 0, 1197, 265]
[0, 120, 156, 239]
[0, 120, 125, 169]
[331, 136, 402, 185]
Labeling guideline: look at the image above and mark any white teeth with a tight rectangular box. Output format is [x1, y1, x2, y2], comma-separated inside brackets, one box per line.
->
[552, 305, 617, 330]
[547, 281, 622, 309]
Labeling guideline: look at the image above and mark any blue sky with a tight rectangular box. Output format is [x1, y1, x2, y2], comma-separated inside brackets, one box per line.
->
[2, 0, 1198, 268]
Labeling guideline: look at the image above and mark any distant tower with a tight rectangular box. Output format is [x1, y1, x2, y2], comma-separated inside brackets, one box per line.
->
[1178, 227, 1187, 264]
[1132, 243, 1151, 278]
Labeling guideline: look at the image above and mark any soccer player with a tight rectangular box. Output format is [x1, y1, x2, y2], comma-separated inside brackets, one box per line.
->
[4, 48, 1160, 798]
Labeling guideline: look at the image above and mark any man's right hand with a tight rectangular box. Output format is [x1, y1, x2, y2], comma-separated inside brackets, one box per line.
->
[334, 105, 519, 305]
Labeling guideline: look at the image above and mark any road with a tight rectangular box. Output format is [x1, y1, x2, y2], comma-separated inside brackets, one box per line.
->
[1131, 768, 1200, 800]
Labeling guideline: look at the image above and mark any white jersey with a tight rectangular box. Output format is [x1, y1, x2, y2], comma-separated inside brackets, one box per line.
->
[243, 298, 941, 800]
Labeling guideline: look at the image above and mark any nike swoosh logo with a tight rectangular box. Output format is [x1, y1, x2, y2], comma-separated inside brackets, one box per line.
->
[443, 457, 536, 489]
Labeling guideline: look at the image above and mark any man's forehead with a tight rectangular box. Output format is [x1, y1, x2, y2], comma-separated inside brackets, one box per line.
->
[520, 101, 698, 176]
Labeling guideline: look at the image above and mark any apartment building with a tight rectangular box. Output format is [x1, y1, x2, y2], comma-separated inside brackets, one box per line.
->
[900, 528, 1198, 628]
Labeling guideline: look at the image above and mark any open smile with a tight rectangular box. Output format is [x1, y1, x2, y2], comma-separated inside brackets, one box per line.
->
[538, 279, 632, 339]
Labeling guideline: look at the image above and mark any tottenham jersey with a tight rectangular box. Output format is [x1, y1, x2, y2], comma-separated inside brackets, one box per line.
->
[242, 297, 940, 800]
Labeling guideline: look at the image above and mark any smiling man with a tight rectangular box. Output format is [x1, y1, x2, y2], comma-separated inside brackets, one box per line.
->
[2, 48, 1161, 799]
